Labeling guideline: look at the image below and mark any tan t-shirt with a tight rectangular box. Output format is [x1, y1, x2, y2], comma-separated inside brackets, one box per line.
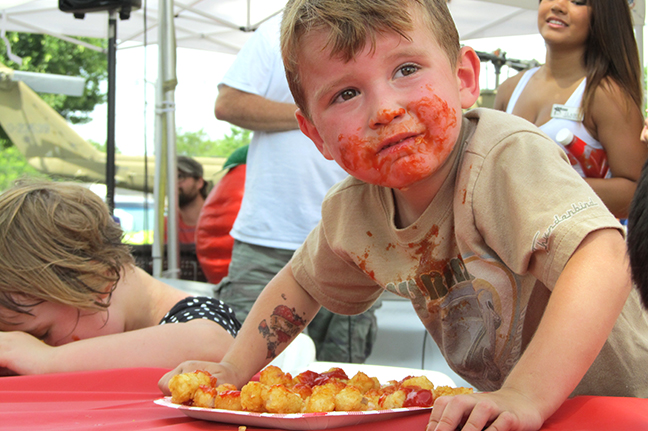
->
[291, 108, 648, 395]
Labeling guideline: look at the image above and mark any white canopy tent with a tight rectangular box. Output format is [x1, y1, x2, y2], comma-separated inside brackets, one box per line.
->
[1, 0, 645, 277]
[2, 0, 644, 54]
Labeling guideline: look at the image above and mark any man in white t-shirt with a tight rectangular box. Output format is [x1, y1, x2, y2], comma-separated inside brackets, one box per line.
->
[212, 14, 380, 363]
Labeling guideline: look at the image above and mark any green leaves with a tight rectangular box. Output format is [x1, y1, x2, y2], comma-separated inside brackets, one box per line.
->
[0, 32, 107, 124]
[0, 144, 47, 191]
[176, 126, 251, 158]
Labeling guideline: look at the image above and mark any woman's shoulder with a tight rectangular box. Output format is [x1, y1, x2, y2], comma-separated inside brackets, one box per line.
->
[591, 77, 635, 107]
[587, 76, 642, 127]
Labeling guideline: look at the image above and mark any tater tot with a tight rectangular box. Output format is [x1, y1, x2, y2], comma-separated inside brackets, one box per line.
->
[240, 381, 268, 412]
[303, 385, 336, 413]
[334, 386, 368, 411]
[401, 376, 435, 391]
[290, 383, 313, 400]
[264, 385, 304, 413]
[214, 390, 243, 411]
[169, 370, 215, 404]
[260, 365, 293, 387]
[380, 389, 407, 409]
[192, 385, 216, 408]
[348, 372, 380, 394]
[434, 385, 474, 398]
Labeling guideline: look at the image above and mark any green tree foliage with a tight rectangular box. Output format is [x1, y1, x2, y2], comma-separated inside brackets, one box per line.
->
[176, 126, 251, 158]
[0, 145, 48, 192]
[0, 32, 107, 190]
[0, 32, 107, 124]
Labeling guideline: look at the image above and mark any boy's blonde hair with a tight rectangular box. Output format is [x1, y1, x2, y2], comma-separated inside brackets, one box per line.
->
[281, 0, 460, 119]
[0, 180, 133, 322]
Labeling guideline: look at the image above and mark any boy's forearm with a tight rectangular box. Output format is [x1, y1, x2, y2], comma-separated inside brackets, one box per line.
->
[503, 228, 631, 420]
[219, 263, 321, 388]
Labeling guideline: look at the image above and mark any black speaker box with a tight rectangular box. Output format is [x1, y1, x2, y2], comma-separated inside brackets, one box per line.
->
[59, 0, 141, 19]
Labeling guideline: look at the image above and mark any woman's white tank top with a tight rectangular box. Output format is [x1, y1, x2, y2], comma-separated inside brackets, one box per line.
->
[505, 67, 608, 178]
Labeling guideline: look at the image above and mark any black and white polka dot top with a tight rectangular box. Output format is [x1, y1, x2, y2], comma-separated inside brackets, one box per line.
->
[158, 296, 241, 337]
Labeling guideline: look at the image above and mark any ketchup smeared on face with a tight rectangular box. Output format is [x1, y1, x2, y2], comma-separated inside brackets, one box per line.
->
[336, 93, 457, 189]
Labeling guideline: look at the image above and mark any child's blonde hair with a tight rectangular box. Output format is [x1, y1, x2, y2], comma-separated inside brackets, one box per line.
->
[281, 0, 460, 120]
[0, 180, 134, 323]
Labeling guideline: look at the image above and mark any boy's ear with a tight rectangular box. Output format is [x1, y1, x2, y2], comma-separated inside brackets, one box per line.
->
[456, 46, 481, 109]
[296, 109, 334, 160]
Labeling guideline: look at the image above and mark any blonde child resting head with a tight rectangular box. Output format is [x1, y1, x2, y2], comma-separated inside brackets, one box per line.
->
[160, 1, 648, 431]
[0, 180, 240, 375]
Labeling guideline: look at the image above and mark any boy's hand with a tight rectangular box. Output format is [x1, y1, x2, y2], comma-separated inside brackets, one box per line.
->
[427, 388, 544, 431]
[0, 331, 53, 375]
[158, 360, 243, 395]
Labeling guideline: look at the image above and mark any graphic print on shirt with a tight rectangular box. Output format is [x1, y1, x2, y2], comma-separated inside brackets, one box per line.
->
[381, 249, 522, 391]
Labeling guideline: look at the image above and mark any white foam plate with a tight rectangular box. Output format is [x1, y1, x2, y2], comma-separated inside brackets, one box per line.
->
[154, 397, 431, 430]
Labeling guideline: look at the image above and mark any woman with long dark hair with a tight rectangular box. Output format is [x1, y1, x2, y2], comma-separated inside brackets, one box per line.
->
[495, 0, 647, 218]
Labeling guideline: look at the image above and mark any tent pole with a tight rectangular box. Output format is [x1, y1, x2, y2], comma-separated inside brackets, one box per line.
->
[106, 10, 117, 214]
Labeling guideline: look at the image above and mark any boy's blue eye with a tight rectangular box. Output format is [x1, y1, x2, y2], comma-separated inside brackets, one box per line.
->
[334, 89, 359, 103]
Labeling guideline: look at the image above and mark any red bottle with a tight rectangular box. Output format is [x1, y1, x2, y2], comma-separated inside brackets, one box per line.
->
[555, 128, 609, 178]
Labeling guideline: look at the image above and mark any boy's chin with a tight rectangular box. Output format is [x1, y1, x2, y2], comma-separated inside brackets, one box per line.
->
[363, 174, 430, 190]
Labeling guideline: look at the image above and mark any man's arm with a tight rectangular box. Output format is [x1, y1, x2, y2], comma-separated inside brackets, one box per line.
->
[214, 84, 300, 132]
[159, 263, 321, 393]
[0, 319, 235, 375]
[427, 228, 631, 431]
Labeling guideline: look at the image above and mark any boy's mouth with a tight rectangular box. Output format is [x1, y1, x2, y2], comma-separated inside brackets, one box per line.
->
[378, 132, 421, 154]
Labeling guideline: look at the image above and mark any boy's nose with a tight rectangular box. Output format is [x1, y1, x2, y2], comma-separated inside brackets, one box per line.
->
[369, 108, 406, 129]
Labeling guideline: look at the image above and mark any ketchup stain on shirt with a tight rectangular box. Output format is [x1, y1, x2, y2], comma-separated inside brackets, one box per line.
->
[411, 225, 452, 300]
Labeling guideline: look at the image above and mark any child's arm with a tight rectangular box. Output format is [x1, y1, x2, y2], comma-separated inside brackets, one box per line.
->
[158, 263, 321, 394]
[427, 228, 631, 431]
[0, 317, 236, 375]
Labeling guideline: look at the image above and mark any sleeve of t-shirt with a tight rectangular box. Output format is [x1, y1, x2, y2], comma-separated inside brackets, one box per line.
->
[219, 17, 279, 97]
[291, 183, 385, 315]
[463, 116, 623, 289]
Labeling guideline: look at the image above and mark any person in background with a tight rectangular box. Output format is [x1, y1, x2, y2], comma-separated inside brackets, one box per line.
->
[159, 1, 648, 431]
[0, 180, 240, 376]
[212, 13, 380, 363]
[195, 145, 248, 285]
[167, 155, 209, 244]
[494, 0, 647, 219]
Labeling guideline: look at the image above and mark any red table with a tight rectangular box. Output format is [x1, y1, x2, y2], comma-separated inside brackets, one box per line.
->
[0, 368, 646, 430]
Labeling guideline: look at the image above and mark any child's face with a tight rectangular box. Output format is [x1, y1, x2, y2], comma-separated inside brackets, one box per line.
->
[0, 301, 124, 346]
[295, 14, 479, 189]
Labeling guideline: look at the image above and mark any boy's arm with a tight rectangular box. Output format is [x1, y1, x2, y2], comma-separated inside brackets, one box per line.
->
[427, 228, 631, 431]
[159, 263, 321, 394]
[0, 318, 235, 375]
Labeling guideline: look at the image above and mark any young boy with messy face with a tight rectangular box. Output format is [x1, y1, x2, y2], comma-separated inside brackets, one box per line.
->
[160, 0, 648, 430]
